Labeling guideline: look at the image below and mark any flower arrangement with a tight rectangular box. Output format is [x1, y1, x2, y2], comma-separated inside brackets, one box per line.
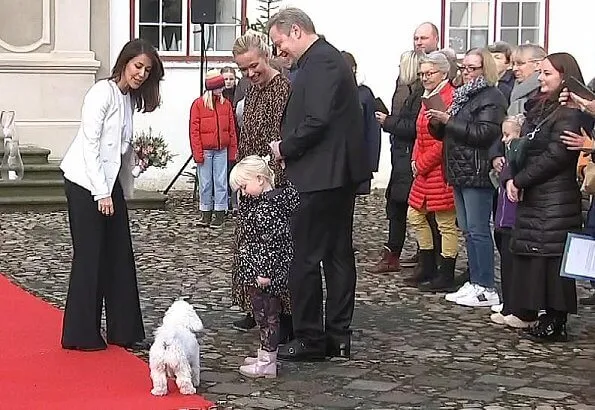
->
[131, 127, 175, 177]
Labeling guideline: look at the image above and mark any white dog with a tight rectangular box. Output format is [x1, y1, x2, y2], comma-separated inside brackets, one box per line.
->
[149, 300, 204, 396]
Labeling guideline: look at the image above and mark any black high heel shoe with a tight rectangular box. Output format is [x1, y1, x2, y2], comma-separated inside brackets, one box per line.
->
[526, 315, 568, 342]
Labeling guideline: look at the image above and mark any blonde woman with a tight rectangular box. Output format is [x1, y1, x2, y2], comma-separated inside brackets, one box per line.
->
[189, 69, 238, 228]
[368, 50, 426, 274]
[230, 31, 292, 335]
[427, 48, 507, 308]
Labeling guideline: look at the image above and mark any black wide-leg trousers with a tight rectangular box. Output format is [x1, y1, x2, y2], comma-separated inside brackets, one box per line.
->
[61, 178, 145, 349]
[289, 186, 357, 346]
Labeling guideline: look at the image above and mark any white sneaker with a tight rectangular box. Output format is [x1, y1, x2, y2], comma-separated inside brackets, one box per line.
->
[445, 282, 474, 302]
[504, 314, 538, 329]
[490, 312, 507, 325]
[456, 286, 500, 307]
[490, 303, 504, 313]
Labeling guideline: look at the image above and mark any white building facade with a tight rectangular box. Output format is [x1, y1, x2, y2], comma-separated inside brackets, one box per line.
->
[2, 0, 594, 191]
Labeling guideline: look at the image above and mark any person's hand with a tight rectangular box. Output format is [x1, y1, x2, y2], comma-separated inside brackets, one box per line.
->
[269, 141, 283, 160]
[98, 197, 114, 216]
[559, 87, 572, 106]
[256, 276, 271, 287]
[560, 128, 594, 152]
[506, 179, 520, 203]
[411, 161, 417, 177]
[492, 156, 505, 173]
[426, 109, 450, 124]
[375, 112, 387, 125]
[570, 92, 595, 116]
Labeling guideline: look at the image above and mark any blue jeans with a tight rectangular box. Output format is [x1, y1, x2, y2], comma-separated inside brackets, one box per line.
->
[197, 149, 228, 212]
[454, 187, 495, 288]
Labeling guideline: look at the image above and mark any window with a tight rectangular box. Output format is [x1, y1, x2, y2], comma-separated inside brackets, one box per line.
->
[134, 0, 244, 57]
[445, 0, 547, 55]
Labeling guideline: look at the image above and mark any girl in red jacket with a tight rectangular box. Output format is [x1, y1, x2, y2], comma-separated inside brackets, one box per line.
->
[190, 69, 238, 228]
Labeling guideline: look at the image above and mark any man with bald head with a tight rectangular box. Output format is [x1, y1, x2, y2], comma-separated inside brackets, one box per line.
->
[414, 22, 440, 53]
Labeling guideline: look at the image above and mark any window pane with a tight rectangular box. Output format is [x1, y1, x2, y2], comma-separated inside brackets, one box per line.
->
[520, 28, 539, 44]
[163, 0, 182, 24]
[139, 0, 159, 23]
[501, 2, 520, 27]
[470, 29, 488, 48]
[470, 2, 489, 27]
[193, 25, 215, 51]
[450, 2, 469, 27]
[522, 2, 540, 26]
[449, 29, 468, 53]
[501, 28, 519, 45]
[162, 25, 183, 51]
[139, 25, 160, 49]
[216, 0, 237, 24]
[215, 25, 237, 51]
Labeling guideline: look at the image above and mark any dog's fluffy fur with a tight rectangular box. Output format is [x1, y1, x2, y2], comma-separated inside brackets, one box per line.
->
[149, 300, 204, 396]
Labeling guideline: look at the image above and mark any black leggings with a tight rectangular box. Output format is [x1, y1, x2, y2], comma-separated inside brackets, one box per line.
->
[247, 287, 281, 352]
[386, 200, 441, 255]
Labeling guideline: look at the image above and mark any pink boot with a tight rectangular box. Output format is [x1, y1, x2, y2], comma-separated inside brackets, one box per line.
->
[239, 349, 277, 378]
[242, 348, 264, 365]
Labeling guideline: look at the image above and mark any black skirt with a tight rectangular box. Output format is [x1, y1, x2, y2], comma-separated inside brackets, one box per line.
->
[509, 255, 577, 314]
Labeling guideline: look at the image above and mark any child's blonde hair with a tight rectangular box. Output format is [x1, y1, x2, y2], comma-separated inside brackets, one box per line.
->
[503, 113, 525, 133]
[229, 155, 275, 191]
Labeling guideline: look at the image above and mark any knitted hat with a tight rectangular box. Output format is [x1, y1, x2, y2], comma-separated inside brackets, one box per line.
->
[205, 69, 225, 91]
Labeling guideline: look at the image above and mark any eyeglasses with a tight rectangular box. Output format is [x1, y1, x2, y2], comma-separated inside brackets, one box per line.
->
[418, 70, 440, 78]
[458, 65, 483, 73]
[512, 58, 542, 67]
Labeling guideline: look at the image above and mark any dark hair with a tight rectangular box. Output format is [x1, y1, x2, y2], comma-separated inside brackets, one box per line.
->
[110, 39, 164, 113]
[545, 52, 585, 101]
[221, 66, 237, 76]
[488, 41, 513, 63]
[341, 51, 357, 83]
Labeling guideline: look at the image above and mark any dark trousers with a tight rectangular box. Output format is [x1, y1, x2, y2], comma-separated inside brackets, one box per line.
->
[498, 229, 513, 315]
[61, 179, 145, 349]
[247, 287, 281, 352]
[289, 186, 357, 345]
[386, 200, 441, 256]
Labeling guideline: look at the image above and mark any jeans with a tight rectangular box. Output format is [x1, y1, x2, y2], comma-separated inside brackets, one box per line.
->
[197, 149, 228, 212]
[454, 187, 495, 288]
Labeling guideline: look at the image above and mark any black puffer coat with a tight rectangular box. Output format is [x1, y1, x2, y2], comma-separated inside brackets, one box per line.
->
[510, 103, 594, 256]
[384, 80, 424, 203]
[431, 86, 507, 188]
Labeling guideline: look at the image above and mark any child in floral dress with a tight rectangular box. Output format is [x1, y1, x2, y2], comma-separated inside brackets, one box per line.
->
[229, 155, 299, 378]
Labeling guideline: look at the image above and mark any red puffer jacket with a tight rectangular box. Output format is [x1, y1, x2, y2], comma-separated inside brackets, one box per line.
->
[408, 82, 455, 212]
[189, 96, 237, 163]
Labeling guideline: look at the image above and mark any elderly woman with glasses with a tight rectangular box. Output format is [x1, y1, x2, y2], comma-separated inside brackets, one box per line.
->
[406, 51, 459, 291]
[427, 48, 507, 308]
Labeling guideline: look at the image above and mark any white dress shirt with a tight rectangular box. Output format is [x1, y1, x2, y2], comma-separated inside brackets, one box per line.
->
[61, 80, 136, 201]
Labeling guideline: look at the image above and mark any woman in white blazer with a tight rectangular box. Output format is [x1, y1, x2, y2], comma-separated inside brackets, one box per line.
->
[60, 39, 164, 351]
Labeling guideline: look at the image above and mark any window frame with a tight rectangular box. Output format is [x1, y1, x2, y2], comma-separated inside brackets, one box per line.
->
[495, 0, 547, 47]
[445, 0, 496, 56]
[130, 0, 247, 61]
[443, 0, 549, 58]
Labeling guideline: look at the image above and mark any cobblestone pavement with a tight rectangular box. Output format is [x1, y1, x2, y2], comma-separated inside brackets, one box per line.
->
[2, 191, 595, 409]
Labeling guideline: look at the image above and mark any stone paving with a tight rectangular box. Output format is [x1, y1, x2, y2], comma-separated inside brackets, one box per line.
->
[1, 191, 595, 409]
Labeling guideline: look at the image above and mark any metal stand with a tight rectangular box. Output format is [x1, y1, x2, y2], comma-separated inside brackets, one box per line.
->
[163, 22, 207, 195]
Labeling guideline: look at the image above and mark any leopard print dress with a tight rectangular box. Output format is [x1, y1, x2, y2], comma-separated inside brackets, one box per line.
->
[231, 73, 292, 314]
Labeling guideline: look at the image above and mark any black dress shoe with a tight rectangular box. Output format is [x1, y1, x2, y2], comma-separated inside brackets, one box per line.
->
[62, 343, 107, 352]
[278, 339, 326, 362]
[109, 339, 150, 350]
[232, 313, 257, 332]
[526, 316, 568, 343]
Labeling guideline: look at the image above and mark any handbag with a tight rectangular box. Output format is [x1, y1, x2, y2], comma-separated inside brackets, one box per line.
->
[506, 108, 560, 173]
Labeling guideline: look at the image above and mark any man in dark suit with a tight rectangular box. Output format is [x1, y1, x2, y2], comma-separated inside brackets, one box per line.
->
[268, 8, 371, 361]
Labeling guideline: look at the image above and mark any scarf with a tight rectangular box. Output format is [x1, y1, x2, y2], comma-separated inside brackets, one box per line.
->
[448, 76, 489, 116]
[423, 79, 449, 99]
[508, 72, 540, 115]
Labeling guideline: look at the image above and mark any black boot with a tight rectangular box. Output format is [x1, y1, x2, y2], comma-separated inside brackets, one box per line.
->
[326, 333, 351, 359]
[232, 313, 256, 331]
[419, 255, 456, 292]
[526, 312, 568, 342]
[210, 211, 225, 228]
[197, 211, 212, 227]
[404, 250, 436, 286]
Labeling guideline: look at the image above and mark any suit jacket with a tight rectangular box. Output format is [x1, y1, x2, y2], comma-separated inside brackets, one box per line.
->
[279, 38, 370, 193]
[60, 79, 136, 201]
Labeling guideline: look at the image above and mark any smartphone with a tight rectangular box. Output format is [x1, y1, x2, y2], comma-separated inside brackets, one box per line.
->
[375, 98, 389, 115]
[565, 76, 595, 101]
[422, 94, 447, 112]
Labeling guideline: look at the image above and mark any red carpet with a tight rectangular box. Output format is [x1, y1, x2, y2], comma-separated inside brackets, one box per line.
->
[0, 274, 214, 410]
